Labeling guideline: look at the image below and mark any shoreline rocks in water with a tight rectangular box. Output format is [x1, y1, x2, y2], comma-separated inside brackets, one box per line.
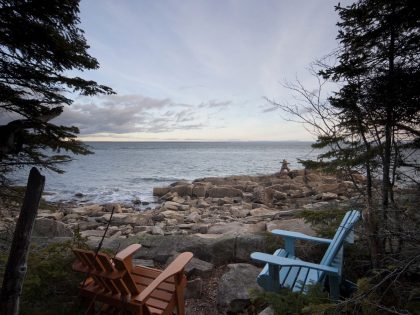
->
[0, 168, 366, 314]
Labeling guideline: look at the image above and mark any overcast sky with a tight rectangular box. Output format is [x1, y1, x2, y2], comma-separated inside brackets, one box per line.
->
[58, 0, 344, 141]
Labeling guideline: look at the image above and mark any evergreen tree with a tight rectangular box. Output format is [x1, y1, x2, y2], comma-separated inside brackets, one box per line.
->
[320, 0, 420, 263]
[269, 0, 419, 266]
[0, 0, 114, 181]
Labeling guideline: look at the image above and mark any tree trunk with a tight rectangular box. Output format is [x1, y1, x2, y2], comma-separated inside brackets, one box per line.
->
[364, 162, 383, 267]
[0, 167, 45, 315]
[382, 0, 396, 253]
[360, 116, 384, 266]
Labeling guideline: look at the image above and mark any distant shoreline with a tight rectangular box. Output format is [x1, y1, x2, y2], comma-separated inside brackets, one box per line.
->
[81, 140, 316, 143]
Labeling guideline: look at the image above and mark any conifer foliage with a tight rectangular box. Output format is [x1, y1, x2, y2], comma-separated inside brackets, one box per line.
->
[268, 0, 419, 267]
[320, 0, 420, 264]
[0, 0, 114, 179]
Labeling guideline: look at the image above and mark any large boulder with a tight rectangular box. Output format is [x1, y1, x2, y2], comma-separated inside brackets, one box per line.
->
[160, 210, 184, 221]
[70, 219, 101, 231]
[207, 186, 243, 198]
[167, 254, 214, 279]
[196, 198, 210, 208]
[251, 187, 271, 204]
[103, 203, 122, 213]
[230, 206, 250, 218]
[162, 201, 189, 211]
[234, 234, 268, 262]
[33, 218, 73, 237]
[318, 192, 338, 201]
[153, 187, 171, 197]
[216, 263, 260, 314]
[242, 181, 260, 193]
[263, 188, 276, 205]
[306, 173, 322, 183]
[150, 226, 164, 235]
[111, 234, 267, 265]
[185, 257, 214, 278]
[192, 182, 211, 198]
[170, 184, 193, 197]
[185, 212, 201, 223]
[160, 191, 177, 201]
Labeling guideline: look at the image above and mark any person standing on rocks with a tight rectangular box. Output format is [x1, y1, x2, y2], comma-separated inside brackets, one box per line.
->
[280, 159, 290, 173]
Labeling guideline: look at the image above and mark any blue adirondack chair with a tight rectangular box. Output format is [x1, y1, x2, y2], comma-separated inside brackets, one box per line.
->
[251, 210, 360, 299]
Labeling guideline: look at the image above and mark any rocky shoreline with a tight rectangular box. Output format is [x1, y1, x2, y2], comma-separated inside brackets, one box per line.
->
[0, 168, 365, 314]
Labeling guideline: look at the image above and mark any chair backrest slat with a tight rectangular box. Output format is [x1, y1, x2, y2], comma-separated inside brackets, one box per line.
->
[113, 257, 141, 296]
[96, 252, 131, 295]
[94, 252, 124, 295]
[73, 248, 134, 296]
[83, 250, 121, 295]
[73, 249, 114, 293]
[319, 210, 360, 279]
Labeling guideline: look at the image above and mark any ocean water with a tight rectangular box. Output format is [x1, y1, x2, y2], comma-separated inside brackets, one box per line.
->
[14, 142, 318, 205]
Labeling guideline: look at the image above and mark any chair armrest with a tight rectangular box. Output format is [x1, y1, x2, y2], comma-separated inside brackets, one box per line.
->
[251, 252, 339, 275]
[137, 252, 193, 303]
[115, 244, 141, 261]
[271, 230, 332, 244]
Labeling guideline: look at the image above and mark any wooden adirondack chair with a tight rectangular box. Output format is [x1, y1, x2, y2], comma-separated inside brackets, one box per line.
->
[251, 210, 360, 299]
[72, 244, 193, 315]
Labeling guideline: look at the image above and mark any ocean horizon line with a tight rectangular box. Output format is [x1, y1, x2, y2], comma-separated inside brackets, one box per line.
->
[81, 140, 316, 143]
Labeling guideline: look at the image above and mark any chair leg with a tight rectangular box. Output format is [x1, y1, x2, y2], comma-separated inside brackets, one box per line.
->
[267, 264, 281, 292]
[81, 296, 96, 315]
[328, 274, 340, 301]
[175, 275, 186, 315]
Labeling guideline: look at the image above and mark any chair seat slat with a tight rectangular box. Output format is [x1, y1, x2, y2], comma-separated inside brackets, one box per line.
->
[292, 267, 309, 292]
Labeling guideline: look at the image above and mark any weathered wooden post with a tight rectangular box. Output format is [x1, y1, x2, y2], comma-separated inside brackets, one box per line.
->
[0, 167, 45, 315]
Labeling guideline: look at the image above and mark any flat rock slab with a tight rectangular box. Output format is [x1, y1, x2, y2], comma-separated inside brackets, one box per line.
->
[216, 263, 260, 314]
[266, 218, 315, 235]
[207, 222, 266, 235]
[249, 208, 279, 218]
[107, 234, 268, 266]
[207, 222, 243, 234]
[80, 229, 111, 238]
[33, 218, 73, 237]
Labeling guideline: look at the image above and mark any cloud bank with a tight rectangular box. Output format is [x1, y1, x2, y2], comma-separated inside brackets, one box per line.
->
[55, 94, 232, 136]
